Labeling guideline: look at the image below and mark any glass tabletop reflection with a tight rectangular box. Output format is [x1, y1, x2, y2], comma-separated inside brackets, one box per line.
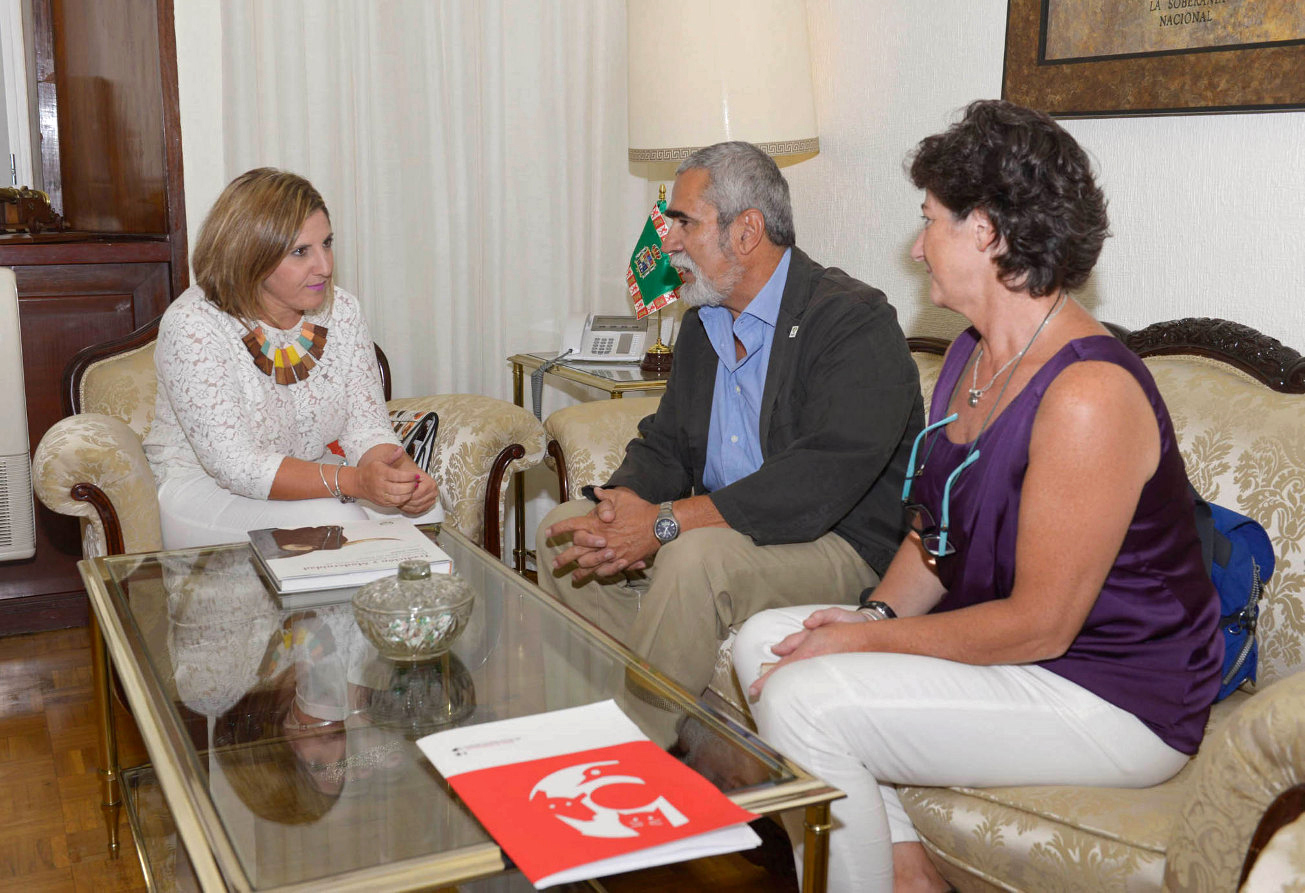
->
[91, 525, 811, 891]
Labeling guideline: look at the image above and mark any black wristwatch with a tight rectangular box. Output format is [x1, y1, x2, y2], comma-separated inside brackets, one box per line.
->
[653, 501, 680, 545]
[857, 600, 897, 621]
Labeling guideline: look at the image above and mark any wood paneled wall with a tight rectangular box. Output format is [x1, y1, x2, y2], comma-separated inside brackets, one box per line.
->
[51, 0, 168, 235]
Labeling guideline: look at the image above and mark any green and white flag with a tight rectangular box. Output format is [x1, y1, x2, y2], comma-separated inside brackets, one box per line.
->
[626, 199, 682, 320]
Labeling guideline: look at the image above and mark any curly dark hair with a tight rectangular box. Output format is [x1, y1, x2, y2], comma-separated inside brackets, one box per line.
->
[908, 100, 1110, 296]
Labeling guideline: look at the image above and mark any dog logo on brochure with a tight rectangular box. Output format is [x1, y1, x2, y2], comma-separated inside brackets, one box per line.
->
[529, 759, 689, 839]
[416, 701, 760, 886]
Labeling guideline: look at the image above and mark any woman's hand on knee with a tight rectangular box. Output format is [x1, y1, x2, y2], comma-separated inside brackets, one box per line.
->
[748, 617, 874, 699]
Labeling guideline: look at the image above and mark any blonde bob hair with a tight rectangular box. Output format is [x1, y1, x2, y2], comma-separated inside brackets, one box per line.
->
[192, 168, 332, 322]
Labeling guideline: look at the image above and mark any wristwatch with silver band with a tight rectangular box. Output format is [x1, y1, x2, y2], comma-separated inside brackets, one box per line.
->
[653, 501, 680, 544]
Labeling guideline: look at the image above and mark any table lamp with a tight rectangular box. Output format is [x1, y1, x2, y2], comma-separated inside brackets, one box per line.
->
[626, 0, 819, 373]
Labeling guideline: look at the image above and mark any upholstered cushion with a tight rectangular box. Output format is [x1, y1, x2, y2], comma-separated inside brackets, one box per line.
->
[544, 396, 663, 501]
[387, 394, 546, 548]
[81, 340, 159, 439]
[1145, 355, 1305, 687]
[901, 692, 1250, 892]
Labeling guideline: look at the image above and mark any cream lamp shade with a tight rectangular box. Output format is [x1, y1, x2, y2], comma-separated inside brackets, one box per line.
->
[627, 0, 819, 162]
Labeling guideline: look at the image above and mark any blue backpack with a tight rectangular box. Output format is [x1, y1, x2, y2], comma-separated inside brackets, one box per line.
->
[1189, 487, 1276, 701]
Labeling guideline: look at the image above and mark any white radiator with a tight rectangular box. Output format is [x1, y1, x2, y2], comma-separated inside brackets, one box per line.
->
[0, 266, 35, 561]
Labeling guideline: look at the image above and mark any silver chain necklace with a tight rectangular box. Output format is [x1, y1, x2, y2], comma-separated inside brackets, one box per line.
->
[967, 293, 1066, 407]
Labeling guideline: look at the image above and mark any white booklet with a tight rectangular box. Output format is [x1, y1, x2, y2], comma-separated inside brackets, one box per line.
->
[247, 518, 451, 593]
[417, 700, 761, 889]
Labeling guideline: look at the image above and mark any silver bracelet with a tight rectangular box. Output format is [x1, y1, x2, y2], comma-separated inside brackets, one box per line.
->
[317, 462, 333, 497]
[331, 462, 356, 504]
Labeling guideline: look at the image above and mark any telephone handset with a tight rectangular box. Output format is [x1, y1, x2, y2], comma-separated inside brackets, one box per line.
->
[559, 313, 652, 362]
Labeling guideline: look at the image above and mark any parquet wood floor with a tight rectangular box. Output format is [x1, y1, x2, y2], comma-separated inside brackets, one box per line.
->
[1, 627, 796, 892]
[0, 627, 148, 891]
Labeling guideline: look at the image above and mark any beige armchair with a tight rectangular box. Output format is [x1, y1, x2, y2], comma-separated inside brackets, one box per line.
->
[543, 396, 664, 502]
[33, 317, 547, 561]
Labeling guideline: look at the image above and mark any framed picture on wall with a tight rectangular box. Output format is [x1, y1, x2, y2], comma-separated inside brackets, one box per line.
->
[1003, 0, 1305, 116]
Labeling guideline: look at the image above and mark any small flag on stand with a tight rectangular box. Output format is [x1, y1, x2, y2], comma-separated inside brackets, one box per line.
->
[626, 196, 682, 320]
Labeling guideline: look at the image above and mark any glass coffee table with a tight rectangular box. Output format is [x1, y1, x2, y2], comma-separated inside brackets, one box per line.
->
[79, 525, 840, 891]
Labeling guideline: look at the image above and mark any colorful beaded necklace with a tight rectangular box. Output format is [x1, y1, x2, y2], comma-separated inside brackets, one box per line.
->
[242, 320, 328, 385]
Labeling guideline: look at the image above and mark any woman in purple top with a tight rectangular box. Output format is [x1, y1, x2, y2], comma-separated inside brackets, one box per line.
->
[733, 100, 1222, 893]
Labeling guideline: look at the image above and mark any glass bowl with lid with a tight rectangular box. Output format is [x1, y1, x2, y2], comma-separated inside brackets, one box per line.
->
[352, 560, 475, 662]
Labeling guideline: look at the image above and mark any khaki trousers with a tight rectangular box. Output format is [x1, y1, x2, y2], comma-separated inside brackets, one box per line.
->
[536, 499, 879, 698]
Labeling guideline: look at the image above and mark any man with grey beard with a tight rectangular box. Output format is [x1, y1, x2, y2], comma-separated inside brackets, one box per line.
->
[537, 141, 922, 723]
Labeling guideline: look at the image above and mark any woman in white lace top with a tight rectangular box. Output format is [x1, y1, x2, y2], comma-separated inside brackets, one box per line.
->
[144, 168, 442, 549]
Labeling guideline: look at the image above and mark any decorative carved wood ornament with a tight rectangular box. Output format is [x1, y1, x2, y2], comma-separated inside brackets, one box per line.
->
[911, 319, 1304, 395]
[1125, 318, 1305, 394]
[0, 187, 66, 234]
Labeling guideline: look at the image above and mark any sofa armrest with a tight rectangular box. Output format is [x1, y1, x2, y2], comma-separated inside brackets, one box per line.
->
[31, 413, 163, 557]
[1239, 796, 1305, 891]
[1165, 670, 1305, 891]
[387, 394, 546, 555]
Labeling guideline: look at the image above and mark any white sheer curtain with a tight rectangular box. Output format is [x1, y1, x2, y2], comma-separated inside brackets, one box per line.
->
[217, 0, 646, 401]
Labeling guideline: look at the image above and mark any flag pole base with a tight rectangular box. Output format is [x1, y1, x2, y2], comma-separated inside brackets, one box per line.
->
[640, 339, 673, 376]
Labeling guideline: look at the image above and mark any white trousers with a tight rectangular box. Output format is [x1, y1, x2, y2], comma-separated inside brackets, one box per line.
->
[733, 605, 1190, 893]
[158, 472, 445, 550]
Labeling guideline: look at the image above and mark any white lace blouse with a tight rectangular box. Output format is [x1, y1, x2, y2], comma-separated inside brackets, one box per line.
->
[144, 285, 400, 499]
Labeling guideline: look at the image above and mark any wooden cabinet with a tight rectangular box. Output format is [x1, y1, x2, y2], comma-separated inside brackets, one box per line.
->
[0, 0, 185, 634]
[0, 238, 173, 632]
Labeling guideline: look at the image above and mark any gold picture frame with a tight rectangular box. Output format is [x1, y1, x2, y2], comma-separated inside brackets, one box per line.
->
[1003, 0, 1305, 116]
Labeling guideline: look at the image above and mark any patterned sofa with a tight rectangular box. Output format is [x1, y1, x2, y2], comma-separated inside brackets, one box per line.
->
[32, 318, 547, 562]
[541, 317, 1305, 892]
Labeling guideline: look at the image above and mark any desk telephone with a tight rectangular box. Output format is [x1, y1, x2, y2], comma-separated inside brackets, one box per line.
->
[559, 313, 653, 362]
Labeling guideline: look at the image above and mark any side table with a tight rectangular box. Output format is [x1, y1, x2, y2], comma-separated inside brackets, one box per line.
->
[508, 352, 668, 573]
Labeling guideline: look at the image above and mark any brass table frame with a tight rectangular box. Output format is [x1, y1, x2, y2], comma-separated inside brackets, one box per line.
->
[508, 353, 667, 573]
[80, 526, 841, 892]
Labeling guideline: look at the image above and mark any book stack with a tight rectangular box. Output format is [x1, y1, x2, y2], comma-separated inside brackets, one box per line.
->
[248, 518, 451, 601]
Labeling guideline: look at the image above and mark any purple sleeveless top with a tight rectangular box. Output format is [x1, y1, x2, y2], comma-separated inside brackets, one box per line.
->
[916, 331, 1222, 754]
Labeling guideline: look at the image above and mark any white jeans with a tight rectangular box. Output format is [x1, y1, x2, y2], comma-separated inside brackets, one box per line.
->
[733, 605, 1190, 893]
[158, 472, 445, 550]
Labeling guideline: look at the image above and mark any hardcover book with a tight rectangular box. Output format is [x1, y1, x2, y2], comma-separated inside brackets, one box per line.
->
[248, 518, 451, 594]
[417, 700, 760, 888]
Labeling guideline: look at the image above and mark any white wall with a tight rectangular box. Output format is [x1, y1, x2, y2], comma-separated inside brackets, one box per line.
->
[791, 0, 1305, 349]
[176, 0, 1305, 350]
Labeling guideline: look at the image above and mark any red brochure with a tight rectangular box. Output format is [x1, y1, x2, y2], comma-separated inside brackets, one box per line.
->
[417, 700, 760, 888]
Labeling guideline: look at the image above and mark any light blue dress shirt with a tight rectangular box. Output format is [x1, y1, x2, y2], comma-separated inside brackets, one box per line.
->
[700, 248, 791, 492]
